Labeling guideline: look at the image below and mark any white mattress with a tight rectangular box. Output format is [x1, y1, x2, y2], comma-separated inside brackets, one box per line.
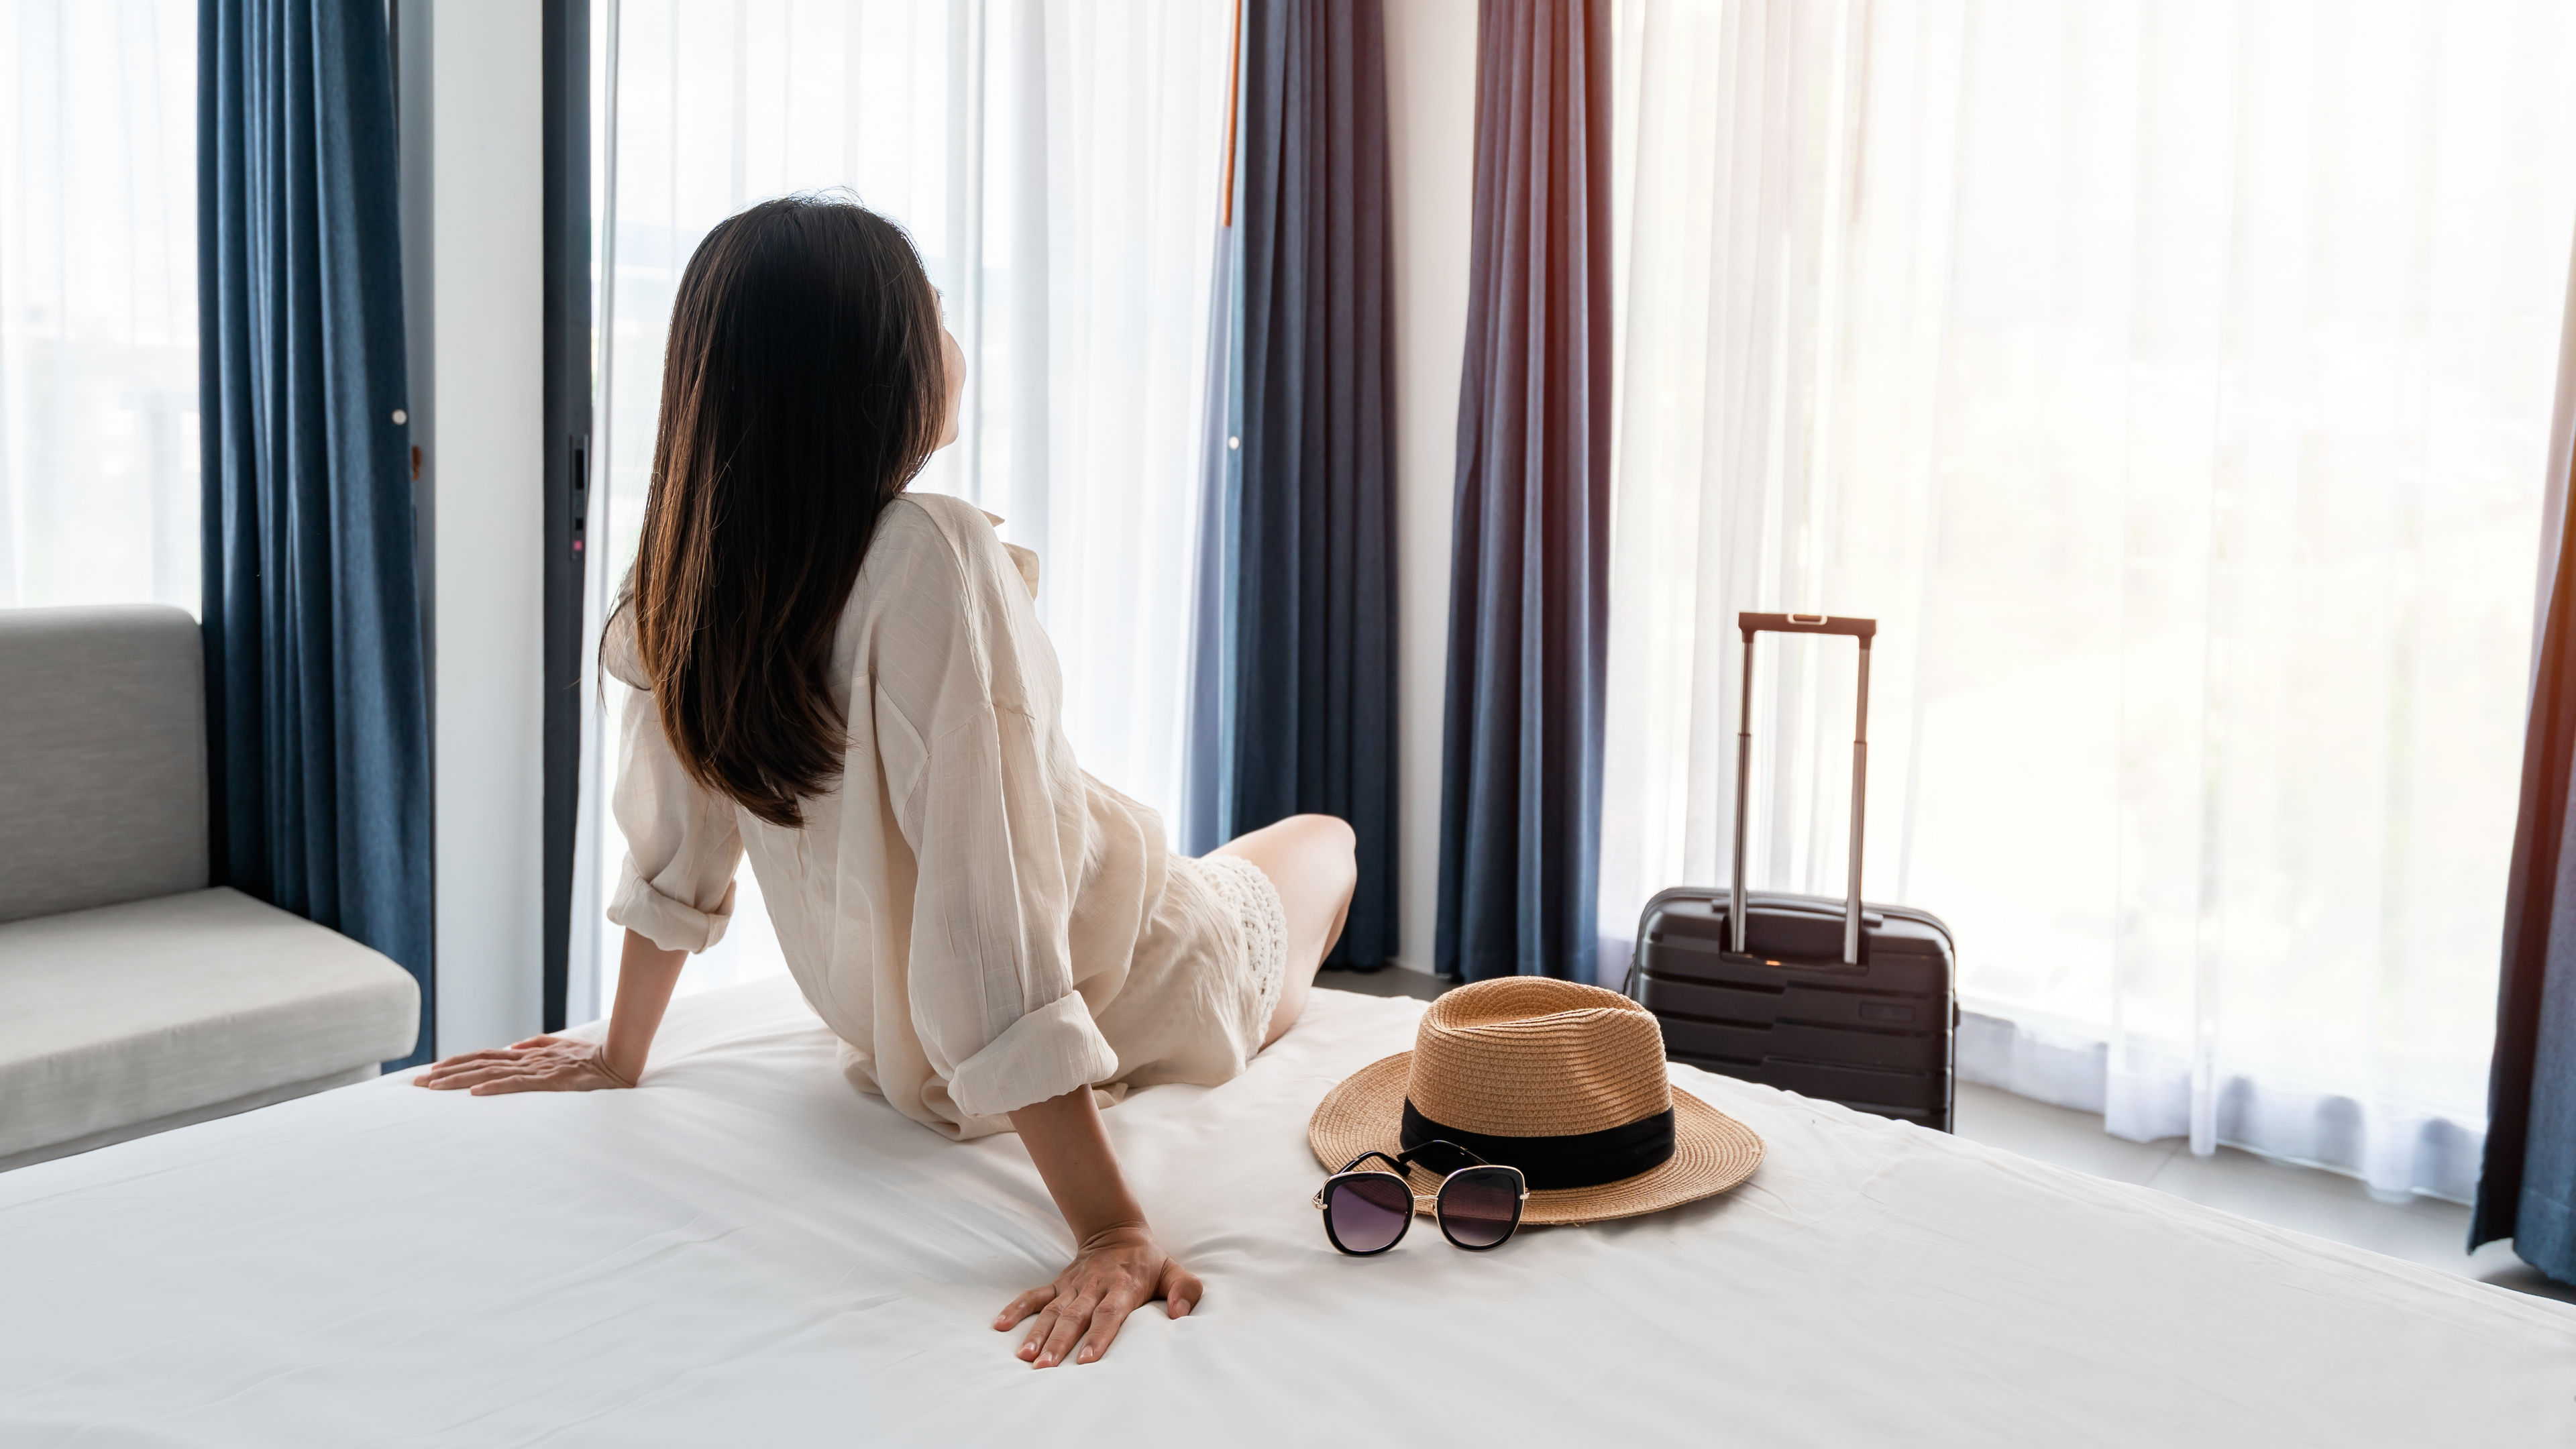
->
[1, 977, 2568, 1446]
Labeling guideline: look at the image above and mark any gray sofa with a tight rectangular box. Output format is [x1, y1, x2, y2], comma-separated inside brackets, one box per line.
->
[0, 606, 420, 1171]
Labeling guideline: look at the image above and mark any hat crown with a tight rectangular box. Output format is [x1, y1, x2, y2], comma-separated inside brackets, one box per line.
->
[1405, 977, 1672, 1138]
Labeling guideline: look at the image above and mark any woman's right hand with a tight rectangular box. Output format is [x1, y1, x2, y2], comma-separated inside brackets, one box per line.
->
[415, 1036, 636, 1095]
[994, 1221, 1201, 1368]
[420, 932, 686, 1096]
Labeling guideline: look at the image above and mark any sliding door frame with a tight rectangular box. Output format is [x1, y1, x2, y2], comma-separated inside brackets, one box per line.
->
[541, 0, 591, 1032]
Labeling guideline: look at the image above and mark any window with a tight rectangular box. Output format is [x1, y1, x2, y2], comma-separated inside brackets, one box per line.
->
[0, 0, 199, 612]
[1605, 0, 2576, 1199]
[583, 1, 1230, 1013]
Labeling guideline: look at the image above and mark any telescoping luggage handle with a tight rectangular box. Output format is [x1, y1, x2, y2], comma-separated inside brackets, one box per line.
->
[1732, 612, 1877, 965]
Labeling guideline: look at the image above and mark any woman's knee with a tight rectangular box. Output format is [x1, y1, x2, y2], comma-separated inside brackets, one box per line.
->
[1218, 815, 1354, 939]
[1295, 814, 1356, 875]
[1222, 814, 1352, 872]
[1296, 812, 1354, 844]
[1286, 816, 1356, 947]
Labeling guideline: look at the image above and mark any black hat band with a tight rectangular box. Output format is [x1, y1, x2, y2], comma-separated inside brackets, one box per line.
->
[1400, 1098, 1677, 1191]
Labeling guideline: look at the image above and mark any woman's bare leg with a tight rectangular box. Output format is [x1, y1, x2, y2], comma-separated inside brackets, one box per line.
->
[1214, 814, 1357, 1046]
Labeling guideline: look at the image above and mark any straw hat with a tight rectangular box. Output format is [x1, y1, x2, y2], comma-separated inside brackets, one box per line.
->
[1308, 977, 1764, 1226]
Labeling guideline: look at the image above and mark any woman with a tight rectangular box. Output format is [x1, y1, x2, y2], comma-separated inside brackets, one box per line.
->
[417, 197, 1356, 1370]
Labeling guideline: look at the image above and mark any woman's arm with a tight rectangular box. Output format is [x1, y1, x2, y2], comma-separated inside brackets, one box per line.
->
[992, 1087, 1203, 1368]
[416, 929, 684, 1093]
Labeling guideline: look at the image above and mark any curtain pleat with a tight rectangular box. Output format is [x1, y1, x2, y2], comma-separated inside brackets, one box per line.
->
[1435, 0, 1611, 983]
[1228, 0, 1399, 966]
[199, 0, 433, 1065]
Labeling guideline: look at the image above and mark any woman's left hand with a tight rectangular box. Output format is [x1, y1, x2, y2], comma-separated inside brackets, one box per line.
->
[415, 1035, 636, 1095]
[994, 1222, 1201, 1368]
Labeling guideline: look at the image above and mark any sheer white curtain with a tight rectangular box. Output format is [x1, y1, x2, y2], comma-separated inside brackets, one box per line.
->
[583, 0, 1232, 1012]
[1603, 0, 2576, 1200]
[0, 0, 198, 612]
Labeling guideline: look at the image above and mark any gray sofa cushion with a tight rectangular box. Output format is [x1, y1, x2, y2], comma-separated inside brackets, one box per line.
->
[0, 1065, 380, 1173]
[0, 605, 207, 923]
[0, 888, 420, 1161]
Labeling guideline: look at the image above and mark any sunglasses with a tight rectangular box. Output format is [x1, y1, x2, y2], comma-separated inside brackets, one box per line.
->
[1313, 1140, 1529, 1254]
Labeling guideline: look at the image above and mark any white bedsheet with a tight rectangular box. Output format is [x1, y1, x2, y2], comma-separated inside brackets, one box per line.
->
[1, 977, 2568, 1446]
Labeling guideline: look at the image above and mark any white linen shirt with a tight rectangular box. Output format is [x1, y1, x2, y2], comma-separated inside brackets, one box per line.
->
[606, 492, 1252, 1138]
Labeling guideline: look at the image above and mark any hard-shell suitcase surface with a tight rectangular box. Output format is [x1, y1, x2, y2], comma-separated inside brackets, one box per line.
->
[1625, 613, 1960, 1131]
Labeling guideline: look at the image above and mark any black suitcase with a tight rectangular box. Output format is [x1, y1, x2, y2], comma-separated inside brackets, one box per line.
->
[1624, 612, 1960, 1131]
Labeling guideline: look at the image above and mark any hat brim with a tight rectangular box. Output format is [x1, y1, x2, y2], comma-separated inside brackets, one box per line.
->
[1307, 1051, 1764, 1226]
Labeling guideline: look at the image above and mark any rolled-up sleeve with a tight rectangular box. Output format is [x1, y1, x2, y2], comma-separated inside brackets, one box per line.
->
[604, 682, 744, 955]
[880, 529, 1116, 1122]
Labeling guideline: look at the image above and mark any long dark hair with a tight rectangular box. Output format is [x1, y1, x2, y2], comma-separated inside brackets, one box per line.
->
[621, 196, 947, 828]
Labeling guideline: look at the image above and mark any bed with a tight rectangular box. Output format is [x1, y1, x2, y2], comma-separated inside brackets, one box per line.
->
[2, 977, 2568, 1446]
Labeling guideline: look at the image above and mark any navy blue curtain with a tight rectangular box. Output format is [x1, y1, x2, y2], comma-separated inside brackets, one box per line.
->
[1219, 0, 1399, 967]
[1434, 0, 1611, 984]
[2472, 490, 2576, 1283]
[200, 0, 435, 1066]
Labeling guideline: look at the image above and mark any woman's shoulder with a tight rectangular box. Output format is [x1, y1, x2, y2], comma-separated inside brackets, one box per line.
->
[868, 492, 1026, 599]
[851, 490, 1027, 642]
[879, 489, 1001, 551]
[854, 492, 1054, 716]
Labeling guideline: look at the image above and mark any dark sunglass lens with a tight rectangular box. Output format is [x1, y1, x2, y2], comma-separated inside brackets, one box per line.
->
[1326, 1175, 1413, 1253]
[1440, 1167, 1522, 1248]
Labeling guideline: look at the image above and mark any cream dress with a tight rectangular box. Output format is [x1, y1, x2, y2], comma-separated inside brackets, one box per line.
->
[604, 492, 1287, 1139]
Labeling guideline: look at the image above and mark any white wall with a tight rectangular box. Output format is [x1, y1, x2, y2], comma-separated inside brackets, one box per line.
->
[1384, 0, 1478, 974]
[423, 1, 546, 1053]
